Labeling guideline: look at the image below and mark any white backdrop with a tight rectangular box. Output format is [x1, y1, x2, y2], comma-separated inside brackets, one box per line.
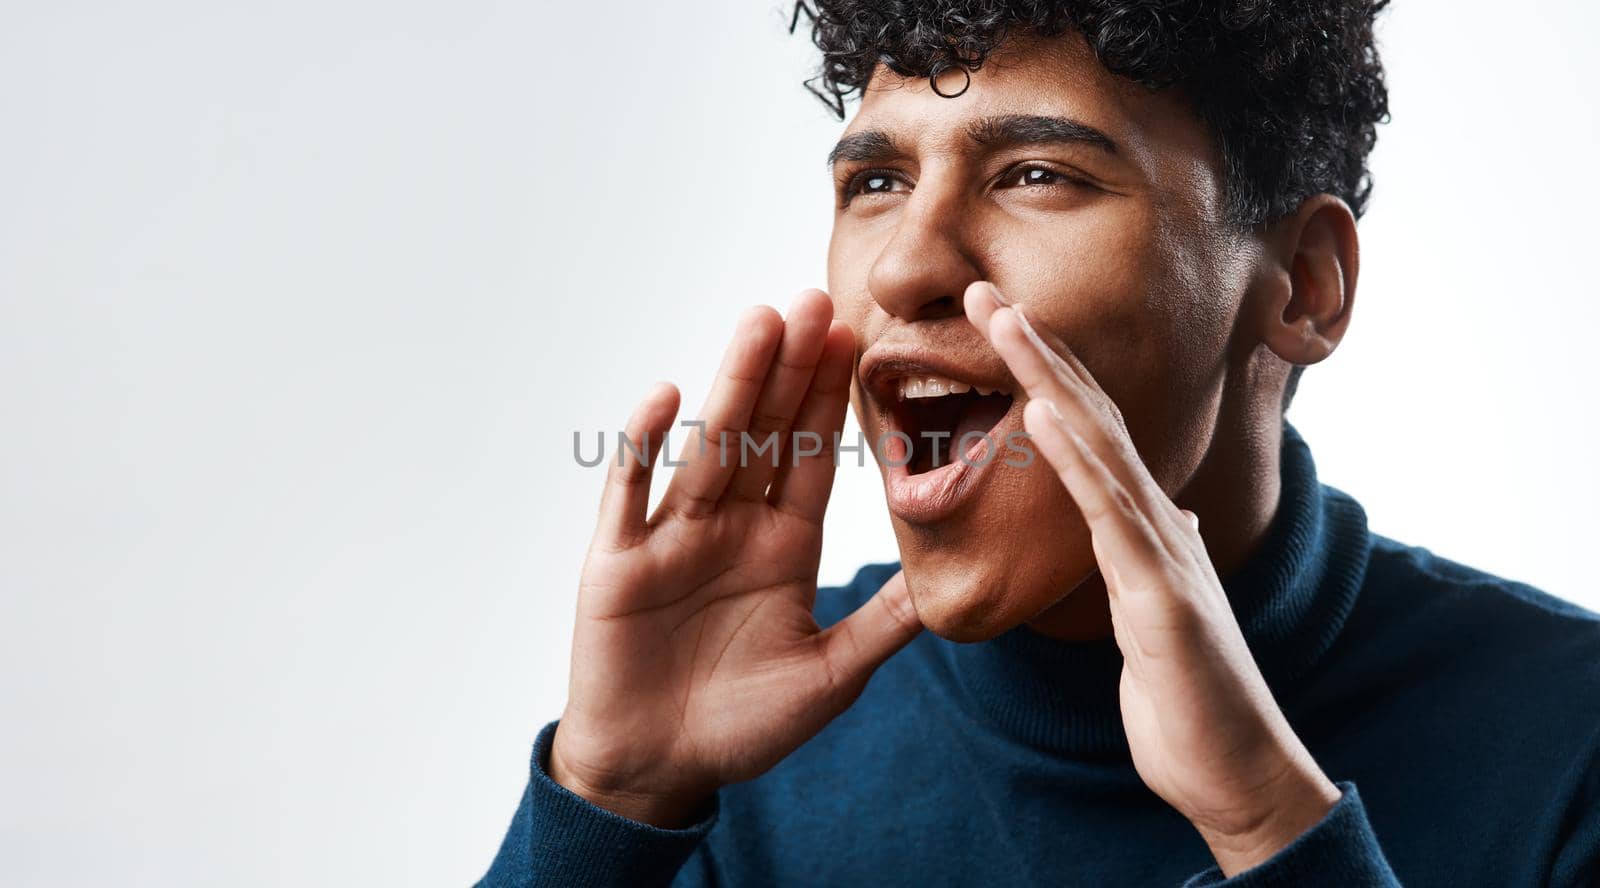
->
[2, 2, 1596, 885]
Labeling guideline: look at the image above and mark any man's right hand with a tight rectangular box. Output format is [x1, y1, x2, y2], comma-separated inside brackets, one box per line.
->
[548, 289, 924, 829]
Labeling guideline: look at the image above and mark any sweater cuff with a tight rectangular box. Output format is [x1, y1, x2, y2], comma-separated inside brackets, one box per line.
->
[477, 719, 719, 888]
[1179, 782, 1399, 888]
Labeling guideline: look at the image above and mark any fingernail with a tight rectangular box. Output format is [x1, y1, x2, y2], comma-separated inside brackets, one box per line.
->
[987, 283, 1011, 307]
[1044, 398, 1065, 424]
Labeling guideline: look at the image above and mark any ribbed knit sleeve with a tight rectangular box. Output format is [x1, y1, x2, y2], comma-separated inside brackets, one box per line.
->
[475, 719, 718, 888]
[1551, 745, 1600, 887]
[1179, 783, 1399, 887]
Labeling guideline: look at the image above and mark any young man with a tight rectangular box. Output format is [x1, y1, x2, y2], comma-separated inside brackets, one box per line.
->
[481, 3, 1600, 885]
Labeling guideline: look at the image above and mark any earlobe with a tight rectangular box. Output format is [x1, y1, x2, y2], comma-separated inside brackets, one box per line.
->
[1258, 194, 1359, 368]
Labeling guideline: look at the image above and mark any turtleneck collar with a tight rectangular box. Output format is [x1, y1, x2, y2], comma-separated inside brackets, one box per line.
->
[928, 419, 1373, 759]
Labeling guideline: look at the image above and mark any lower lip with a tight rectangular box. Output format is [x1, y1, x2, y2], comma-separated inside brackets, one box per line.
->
[882, 406, 1020, 525]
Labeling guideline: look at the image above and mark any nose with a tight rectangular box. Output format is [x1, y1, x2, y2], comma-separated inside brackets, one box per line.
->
[865, 186, 982, 323]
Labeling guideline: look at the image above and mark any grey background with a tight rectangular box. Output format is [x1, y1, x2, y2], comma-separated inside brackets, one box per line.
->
[2, 1, 1596, 884]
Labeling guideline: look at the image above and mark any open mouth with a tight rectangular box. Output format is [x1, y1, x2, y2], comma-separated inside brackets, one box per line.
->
[887, 374, 1016, 475]
[858, 348, 1022, 523]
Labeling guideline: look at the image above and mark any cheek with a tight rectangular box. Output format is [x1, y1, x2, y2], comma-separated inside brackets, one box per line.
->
[996, 209, 1175, 390]
[826, 227, 877, 317]
[991, 208, 1230, 482]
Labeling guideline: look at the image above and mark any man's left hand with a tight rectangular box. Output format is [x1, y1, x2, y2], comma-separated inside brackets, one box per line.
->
[964, 280, 1342, 878]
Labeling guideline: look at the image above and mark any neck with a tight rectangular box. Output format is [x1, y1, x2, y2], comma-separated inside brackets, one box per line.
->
[928, 415, 1373, 758]
[1022, 413, 1284, 641]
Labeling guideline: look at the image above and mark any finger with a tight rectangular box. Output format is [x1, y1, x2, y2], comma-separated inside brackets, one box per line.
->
[659, 305, 785, 519]
[963, 282, 1100, 397]
[986, 306, 1178, 525]
[1024, 397, 1179, 589]
[814, 569, 923, 704]
[986, 304, 1193, 552]
[767, 320, 855, 522]
[1176, 508, 1214, 566]
[727, 290, 836, 501]
[1022, 397, 1175, 593]
[594, 381, 681, 548]
[986, 305, 1088, 417]
[962, 280, 1004, 340]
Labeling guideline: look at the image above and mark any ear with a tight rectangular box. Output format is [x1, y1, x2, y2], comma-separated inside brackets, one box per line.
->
[1254, 194, 1359, 369]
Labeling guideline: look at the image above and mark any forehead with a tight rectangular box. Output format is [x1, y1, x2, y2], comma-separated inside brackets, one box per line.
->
[844, 31, 1217, 174]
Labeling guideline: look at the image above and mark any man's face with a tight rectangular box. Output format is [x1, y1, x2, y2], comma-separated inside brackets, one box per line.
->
[828, 31, 1260, 642]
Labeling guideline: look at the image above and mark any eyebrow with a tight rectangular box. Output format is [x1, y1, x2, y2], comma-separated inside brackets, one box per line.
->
[826, 130, 899, 167]
[968, 114, 1119, 154]
[826, 113, 1120, 168]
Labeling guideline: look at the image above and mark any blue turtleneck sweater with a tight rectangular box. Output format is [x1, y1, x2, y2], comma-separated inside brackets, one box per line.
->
[479, 422, 1600, 886]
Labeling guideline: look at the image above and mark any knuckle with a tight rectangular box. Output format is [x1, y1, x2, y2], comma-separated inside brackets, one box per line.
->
[593, 530, 644, 556]
[608, 462, 649, 490]
[672, 491, 720, 521]
[746, 409, 789, 436]
[724, 367, 766, 387]
[1074, 485, 1114, 524]
[814, 635, 851, 701]
[882, 586, 919, 630]
[698, 425, 738, 460]
[1108, 484, 1141, 520]
[774, 352, 814, 374]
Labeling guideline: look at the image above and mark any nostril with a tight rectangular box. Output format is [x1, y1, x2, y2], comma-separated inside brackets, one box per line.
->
[864, 231, 982, 322]
[882, 291, 966, 324]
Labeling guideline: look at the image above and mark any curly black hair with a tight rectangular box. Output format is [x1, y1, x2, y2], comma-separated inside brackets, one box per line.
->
[790, 0, 1391, 410]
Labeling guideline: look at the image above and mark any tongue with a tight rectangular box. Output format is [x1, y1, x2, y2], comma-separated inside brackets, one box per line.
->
[949, 395, 1011, 460]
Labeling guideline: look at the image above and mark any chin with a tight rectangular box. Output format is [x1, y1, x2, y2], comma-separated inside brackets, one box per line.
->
[854, 355, 1105, 640]
[903, 568, 1016, 642]
[893, 527, 1093, 643]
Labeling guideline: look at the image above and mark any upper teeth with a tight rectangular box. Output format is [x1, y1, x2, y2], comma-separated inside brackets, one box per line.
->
[898, 374, 1001, 400]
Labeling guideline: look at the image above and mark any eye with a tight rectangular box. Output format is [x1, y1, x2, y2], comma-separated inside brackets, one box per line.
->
[840, 169, 911, 205]
[998, 164, 1083, 190]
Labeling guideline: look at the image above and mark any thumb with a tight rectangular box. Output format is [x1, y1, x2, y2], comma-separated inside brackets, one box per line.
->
[815, 569, 923, 702]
